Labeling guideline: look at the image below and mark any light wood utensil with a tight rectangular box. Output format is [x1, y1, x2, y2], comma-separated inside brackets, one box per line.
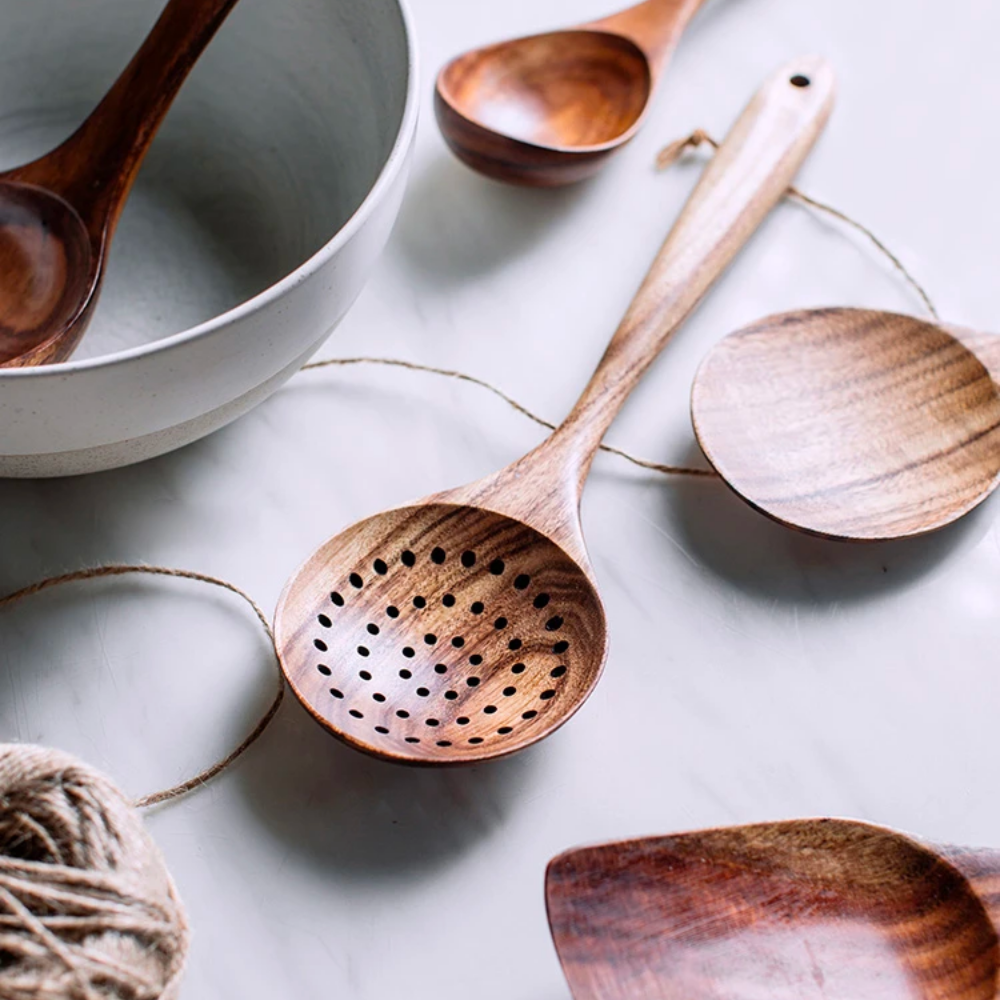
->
[690, 309, 1000, 541]
[435, 0, 709, 187]
[950, 324, 1000, 383]
[274, 58, 835, 764]
[546, 818, 1000, 1000]
[0, 0, 242, 368]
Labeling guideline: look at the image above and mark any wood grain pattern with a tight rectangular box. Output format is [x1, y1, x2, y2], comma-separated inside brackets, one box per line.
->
[0, 0, 242, 367]
[0, 186, 94, 366]
[434, 0, 707, 187]
[275, 59, 836, 764]
[691, 308, 1000, 541]
[546, 819, 1000, 1000]
[276, 505, 606, 764]
[948, 324, 1000, 384]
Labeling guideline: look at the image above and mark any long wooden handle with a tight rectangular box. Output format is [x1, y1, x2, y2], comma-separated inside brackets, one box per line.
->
[29, 0, 241, 239]
[549, 56, 836, 491]
[590, 0, 708, 75]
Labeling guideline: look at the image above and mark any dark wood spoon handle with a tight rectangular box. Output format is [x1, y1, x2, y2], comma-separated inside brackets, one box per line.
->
[543, 56, 835, 493]
[11, 0, 241, 241]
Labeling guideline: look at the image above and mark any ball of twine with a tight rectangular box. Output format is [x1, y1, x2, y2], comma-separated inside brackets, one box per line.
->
[0, 743, 189, 1000]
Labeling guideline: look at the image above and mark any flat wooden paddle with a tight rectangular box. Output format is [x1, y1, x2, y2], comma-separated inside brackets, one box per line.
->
[0, 0, 242, 367]
[691, 309, 1000, 541]
[547, 818, 1000, 1000]
[274, 58, 835, 765]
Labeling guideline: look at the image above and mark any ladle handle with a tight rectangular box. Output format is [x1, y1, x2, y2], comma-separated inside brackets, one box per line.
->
[30, 0, 241, 239]
[590, 0, 707, 75]
[549, 56, 836, 491]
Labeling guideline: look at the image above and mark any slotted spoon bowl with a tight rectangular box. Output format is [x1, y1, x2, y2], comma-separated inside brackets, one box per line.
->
[274, 57, 835, 764]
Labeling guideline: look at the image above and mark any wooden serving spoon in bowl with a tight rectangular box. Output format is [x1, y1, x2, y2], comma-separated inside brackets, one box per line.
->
[0, 0, 242, 368]
[690, 308, 1000, 541]
[435, 0, 708, 187]
[547, 818, 1000, 1000]
[274, 58, 835, 765]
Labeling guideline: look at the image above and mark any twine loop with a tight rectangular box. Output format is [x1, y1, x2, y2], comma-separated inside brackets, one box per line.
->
[654, 129, 940, 322]
[0, 565, 284, 811]
[0, 744, 189, 1000]
[655, 127, 716, 170]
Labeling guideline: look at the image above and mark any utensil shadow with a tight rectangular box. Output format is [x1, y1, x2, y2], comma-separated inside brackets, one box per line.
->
[0, 421, 253, 585]
[238, 695, 546, 882]
[389, 153, 594, 287]
[665, 441, 999, 605]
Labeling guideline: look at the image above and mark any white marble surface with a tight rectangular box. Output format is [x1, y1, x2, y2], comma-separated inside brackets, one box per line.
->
[3, 0, 1000, 996]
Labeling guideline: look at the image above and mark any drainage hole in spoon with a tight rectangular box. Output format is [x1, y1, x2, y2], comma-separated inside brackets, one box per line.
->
[288, 516, 602, 760]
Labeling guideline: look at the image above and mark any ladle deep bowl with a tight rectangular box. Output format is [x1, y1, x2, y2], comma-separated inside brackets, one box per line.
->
[435, 0, 708, 186]
[0, 186, 93, 356]
[274, 58, 835, 765]
[546, 819, 1000, 1000]
[691, 308, 1000, 541]
[0, 0, 242, 367]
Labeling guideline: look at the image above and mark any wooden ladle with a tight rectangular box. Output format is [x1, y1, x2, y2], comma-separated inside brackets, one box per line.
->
[690, 308, 1000, 540]
[435, 0, 708, 187]
[546, 818, 1000, 1000]
[274, 58, 835, 765]
[0, 0, 242, 368]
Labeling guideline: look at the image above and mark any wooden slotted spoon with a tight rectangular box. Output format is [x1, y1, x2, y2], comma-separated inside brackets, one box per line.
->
[546, 818, 1000, 1000]
[274, 58, 836, 765]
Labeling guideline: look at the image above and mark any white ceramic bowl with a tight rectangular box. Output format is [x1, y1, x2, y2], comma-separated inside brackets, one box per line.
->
[0, 0, 417, 477]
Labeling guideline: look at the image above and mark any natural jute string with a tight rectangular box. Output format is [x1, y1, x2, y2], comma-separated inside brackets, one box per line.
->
[0, 133, 942, 999]
[299, 356, 720, 478]
[0, 566, 283, 810]
[0, 568, 280, 998]
[298, 133, 940, 481]
[0, 745, 189, 1000]
[655, 129, 940, 322]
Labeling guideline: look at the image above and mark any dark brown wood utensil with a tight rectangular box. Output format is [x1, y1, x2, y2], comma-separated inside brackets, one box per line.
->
[546, 818, 1000, 1000]
[690, 309, 1000, 541]
[435, 0, 708, 187]
[0, 0, 242, 368]
[274, 58, 835, 765]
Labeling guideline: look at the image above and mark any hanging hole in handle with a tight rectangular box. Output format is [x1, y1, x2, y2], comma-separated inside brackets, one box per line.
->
[790, 74, 811, 88]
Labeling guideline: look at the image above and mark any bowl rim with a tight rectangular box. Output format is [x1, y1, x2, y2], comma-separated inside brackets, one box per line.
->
[0, 0, 419, 381]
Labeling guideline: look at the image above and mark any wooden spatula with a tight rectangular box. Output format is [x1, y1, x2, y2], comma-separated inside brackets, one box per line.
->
[546, 818, 1000, 1000]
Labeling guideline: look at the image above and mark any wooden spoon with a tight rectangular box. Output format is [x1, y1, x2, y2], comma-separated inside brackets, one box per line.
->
[546, 818, 1000, 1000]
[690, 309, 1000, 541]
[950, 324, 1000, 383]
[274, 58, 835, 765]
[435, 0, 709, 187]
[0, 0, 242, 368]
